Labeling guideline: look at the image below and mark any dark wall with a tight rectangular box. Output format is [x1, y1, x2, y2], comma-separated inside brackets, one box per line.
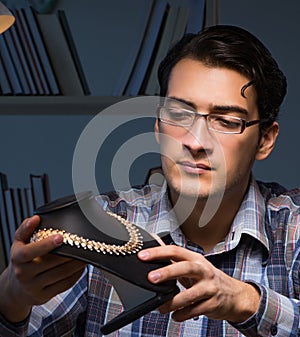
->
[0, 0, 299, 201]
[218, 0, 300, 188]
[0, 114, 160, 199]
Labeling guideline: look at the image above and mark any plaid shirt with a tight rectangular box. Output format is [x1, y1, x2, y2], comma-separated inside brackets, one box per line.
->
[1, 178, 300, 337]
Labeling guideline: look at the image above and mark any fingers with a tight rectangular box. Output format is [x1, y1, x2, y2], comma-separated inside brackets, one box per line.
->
[138, 245, 200, 263]
[45, 269, 85, 299]
[15, 259, 87, 306]
[138, 244, 260, 322]
[3, 216, 87, 313]
[171, 302, 205, 322]
[159, 284, 211, 315]
[34, 260, 86, 303]
[44, 261, 85, 288]
[12, 216, 63, 264]
[138, 245, 208, 283]
[14, 215, 41, 243]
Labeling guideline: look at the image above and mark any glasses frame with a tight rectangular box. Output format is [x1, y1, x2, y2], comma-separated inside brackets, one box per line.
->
[157, 106, 268, 134]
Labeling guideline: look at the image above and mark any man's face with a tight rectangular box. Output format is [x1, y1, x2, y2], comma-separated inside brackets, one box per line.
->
[155, 58, 266, 203]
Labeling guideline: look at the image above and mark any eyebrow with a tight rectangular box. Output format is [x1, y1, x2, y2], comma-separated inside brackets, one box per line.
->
[166, 96, 249, 116]
[212, 105, 249, 116]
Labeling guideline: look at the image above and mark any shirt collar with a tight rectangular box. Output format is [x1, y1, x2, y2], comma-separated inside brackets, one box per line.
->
[217, 177, 270, 254]
[150, 178, 270, 256]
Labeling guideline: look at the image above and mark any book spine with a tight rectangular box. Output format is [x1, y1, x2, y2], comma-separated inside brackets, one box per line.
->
[4, 189, 17, 243]
[36, 13, 85, 96]
[57, 10, 90, 95]
[24, 7, 61, 95]
[170, 6, 189, 46]
[9, 24, 37, 95]
[111, 0, 153, 96]
[18, 187, 29, 220]
[0, 57, 12, 95]
[0, 172, 51, 268]
[0, 35, 23, 95]
[13, 8, 50, 95]
[3, 29, 31, 95]
[0, 173, 10, 266]
[144, 4, 177, 95]
[30, 173, 50, 210]
[125, 0, 167, 96]
[0, 227, 7, 272]
[11, 188, 22, 228]
[24, 187, 34, 217]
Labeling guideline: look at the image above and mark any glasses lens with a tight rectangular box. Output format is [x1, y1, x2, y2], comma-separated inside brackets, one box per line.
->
[159, 106, 244, 134]
[208, 115, 242, 133]
[160, 107, 194, 126]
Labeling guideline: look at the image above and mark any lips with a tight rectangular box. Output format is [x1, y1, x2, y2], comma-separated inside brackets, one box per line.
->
[178, 161, 212, 174]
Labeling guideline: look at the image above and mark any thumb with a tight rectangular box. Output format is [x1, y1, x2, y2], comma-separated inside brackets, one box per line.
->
[14, 215, 41, 244]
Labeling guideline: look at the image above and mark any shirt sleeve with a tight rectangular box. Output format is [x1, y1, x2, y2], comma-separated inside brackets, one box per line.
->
[0, 266, 89, 337]
[230, 282, 299, 337]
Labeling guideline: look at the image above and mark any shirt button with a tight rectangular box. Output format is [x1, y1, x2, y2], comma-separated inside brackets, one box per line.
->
[270, 324, 278, 335]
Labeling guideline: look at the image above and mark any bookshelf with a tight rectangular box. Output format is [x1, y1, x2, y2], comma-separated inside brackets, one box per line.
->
[0, 96, 128, 115]
[0, 172, 50, 271]
[0, 0, 206, 111]
[0, 0, 205, 271]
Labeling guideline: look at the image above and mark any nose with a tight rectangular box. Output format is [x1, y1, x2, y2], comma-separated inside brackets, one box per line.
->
[181, 116, 213, 154]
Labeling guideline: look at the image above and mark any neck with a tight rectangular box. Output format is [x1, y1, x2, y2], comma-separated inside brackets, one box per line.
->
[170, 183, 250, 253]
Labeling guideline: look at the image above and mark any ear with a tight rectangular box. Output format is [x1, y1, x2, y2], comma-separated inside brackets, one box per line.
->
[255, 122, 279, 161]
[154, 118, 160, 144]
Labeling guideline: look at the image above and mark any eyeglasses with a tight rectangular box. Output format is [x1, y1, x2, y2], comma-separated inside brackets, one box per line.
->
[157, 106, 267, 134]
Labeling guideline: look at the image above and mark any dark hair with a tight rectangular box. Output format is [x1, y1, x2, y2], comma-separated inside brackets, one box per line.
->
[158, 25, 287, 128]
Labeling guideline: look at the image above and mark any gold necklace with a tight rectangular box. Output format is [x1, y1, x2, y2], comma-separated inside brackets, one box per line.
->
[30, 211, 143, 255]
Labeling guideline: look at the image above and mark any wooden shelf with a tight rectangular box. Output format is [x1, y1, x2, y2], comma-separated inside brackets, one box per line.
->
[0, 96, 131, 115]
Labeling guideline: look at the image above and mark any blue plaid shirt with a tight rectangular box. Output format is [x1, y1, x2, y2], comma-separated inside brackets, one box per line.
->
[1, 178, 300, 336]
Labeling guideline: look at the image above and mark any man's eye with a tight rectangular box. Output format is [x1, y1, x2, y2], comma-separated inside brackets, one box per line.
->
[213, 116, 241, 129]
[169, 109, 191, 120]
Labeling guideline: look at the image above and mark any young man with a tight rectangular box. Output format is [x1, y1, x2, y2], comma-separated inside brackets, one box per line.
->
[0, 25, 299, 336]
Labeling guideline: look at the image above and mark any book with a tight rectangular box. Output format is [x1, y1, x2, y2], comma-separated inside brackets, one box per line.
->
[13, 8, 50, 95]
[36, 12, 85, 96]
[30, 173, 50, 210]
[171, 5, 189, 46]
[0, 227, 6, 272]
[124, 0, 168, 96]
[0, 56, 12, 95]
[186, 0, 205, 33]
[111, 0, 153, 96]
[18, 187, 29, 220]
[59, 0, 165, 95]
[24, 187, 34, 217]
[144, 4, 178, 95]
[57, 9, 90, 95]
[3, 28, 31, 95]
[9, 24, 37, 95]
[23, 6, 61, 95]
[0, 35, 23, 95]
[0, 173, 10, 265]
[149, 5, 189, 94]
[11, 188, 22, 228]
[4, 189, 16, 246]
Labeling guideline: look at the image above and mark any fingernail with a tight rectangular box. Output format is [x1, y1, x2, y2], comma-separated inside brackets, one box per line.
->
[53, 235, 63, 245]
[149, 271, 161, 282]
[138, 250, 150, 259]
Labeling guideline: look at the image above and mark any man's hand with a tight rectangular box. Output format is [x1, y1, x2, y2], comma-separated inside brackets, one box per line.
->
[138, 245, 260, 323]
[0, 215, 86, 323]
